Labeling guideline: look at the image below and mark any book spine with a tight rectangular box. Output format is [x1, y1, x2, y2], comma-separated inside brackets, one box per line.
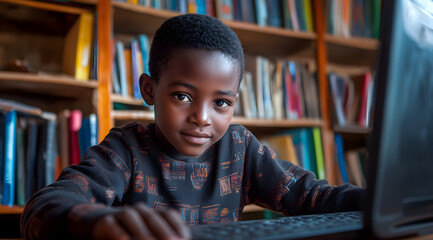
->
[75, 13, 94, 81]
[335, 133, 349, 183]
[2, 110, 17, 206]
[312, 127, 325, 179]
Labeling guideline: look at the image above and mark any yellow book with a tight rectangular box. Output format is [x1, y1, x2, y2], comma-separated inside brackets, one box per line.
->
[303, 0, 314, 32]
[261, 135, 299, 166]
[63, 12, 94, 81]
[187, 0, 197, 13]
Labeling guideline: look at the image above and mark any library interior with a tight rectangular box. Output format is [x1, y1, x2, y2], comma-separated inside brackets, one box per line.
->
[1, 0, 431, 239]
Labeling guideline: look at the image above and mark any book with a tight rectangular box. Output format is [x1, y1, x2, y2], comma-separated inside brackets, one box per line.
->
[205, 0, 215, 16]
[334, 133, 349, 183]
[266, 0, 282, 27]
[124, 46, 134, 98]
[25, 119, 39, 201]
[260, 134, 299, 166]
[43, 112, 58, 187]
[115, 41, 128, 97]
[345, 149, 366, 187]
[130, 38, 142, 99]
[255, 0, 267, 26]
[57, 110, 70, 172]
[238, 74, 252, 118]
[215, 0, 233, 20]
[303, 0, 314, 31]
[312, 127, 325, 179]
[289, 0, 300, 31]
[63, 12, 94, 81]
[15, 119, 26, 206]
[282, 0, 293, 29]
[241, 0, 256, 23]
[271, 61, 284, 119]
[69, 110, 82, 165]
[245, 71, 258, 118]
[89, 113, 98, 146]
[262, 58, 274, 119]
[2, 110, 17, 205]
[0, 111, 4, 203]
[329, 73, 346, 126]
[358, 72, 371, 126]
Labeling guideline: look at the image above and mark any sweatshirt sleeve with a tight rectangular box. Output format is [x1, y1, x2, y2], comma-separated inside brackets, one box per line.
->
[21, 128, 134, 240]
[243, 131, 364, 216]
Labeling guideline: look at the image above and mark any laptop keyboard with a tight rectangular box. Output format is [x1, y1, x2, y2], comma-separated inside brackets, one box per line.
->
[192, 211, 363, 240]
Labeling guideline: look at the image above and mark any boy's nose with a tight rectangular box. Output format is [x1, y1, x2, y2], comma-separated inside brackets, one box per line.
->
[189, 104, 211, 127]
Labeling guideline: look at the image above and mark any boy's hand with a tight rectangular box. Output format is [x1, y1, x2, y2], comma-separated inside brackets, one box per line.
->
[92, 203, 191, 240]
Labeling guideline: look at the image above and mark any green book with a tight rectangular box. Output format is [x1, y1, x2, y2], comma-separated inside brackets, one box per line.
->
[312, 127, 325, 180]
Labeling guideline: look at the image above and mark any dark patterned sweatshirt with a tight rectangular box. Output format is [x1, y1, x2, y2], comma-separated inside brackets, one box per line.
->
[21, 123, 363, 239]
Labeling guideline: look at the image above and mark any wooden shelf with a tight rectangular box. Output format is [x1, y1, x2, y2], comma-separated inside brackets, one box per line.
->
[112, 1, 316, 58]
[0, 72, 97, 98]
[111, 94, 144, 106]
[325, 35, 379, 67]
[232, 117, 323, 128]
[112, 110, 323, 128]
[333, 125, 371, 135]
[112, 109, 155, 120]
[0, 205, 24, 214]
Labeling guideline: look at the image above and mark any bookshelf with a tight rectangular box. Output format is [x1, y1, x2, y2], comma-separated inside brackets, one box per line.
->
[0, 0, 380, 218]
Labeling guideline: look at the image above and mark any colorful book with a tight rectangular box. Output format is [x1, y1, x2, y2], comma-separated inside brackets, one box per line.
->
[69, 110, 82, 165]
[312, 127, 325, 179]
[2, 110, 17, 205]
[261, 134, 299, 166]
[0, 111, 4, 203]
[124, 46, 133, 97]
[62, 12, 94, 81]
[335, 133, 349, 183]
[241, 0, 256, 23]
[130, 38, 142, 99]
[115, 41, 128, 97]
[255, 0, 267, 26]
[57, 109, 70, 172]
[215, 0, 233, 20]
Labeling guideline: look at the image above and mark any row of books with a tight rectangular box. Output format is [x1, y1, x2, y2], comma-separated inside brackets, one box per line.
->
[328, 72, 373, 127]
[235, 57, 320, 120]
[0, 99, 97, 206]
[259, 127, 325, 179]
[115, 0, 316, 32]
[334, 133, 367, 187]
[112, 35, 150, 101]
[325, 0, 381, 39]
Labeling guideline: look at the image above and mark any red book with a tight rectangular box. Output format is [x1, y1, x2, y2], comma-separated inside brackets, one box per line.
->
[69, 110, 82, 165]
[358, 73, 371, 126]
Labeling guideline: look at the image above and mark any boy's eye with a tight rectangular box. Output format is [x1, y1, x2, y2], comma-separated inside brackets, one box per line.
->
[174, 93, 191, 102]
[215, 99, 230, 108]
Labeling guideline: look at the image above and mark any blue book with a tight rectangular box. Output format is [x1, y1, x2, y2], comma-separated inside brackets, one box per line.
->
[89, 113, 98, 147]
[284, 128, 316, 174]
[130, 38, 141, 99]
[43, 112, 57, 186]
[196, 0, 206, 14]
[115, 41, 128, 97]
[2, 110, 17, 206]
[179, 0, 187, 13]
[78, 117, 91, 159]
[266, 0, 282, 27]
[335, 133, 349, 183]
[255, 0, 267, 26]
[0, 111, 5, 203]
[295, 0, 306, 31]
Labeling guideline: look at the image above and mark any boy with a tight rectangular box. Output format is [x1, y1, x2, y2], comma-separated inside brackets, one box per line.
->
[21, 14, 363, 240]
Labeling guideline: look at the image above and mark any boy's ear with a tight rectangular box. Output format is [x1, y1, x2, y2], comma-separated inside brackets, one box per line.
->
[139, 73, 155, 106]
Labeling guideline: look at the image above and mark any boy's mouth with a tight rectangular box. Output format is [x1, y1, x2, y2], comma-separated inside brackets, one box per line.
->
[181, 131, 211, 145]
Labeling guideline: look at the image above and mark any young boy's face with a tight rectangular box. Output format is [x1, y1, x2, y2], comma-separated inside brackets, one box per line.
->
[141, 49, 240, 157]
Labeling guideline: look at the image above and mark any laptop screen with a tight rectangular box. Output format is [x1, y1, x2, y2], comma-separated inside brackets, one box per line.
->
[366, 0, 433, 238]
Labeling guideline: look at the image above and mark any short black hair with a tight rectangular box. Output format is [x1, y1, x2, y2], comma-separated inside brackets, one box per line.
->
[149, 14, 244, 84]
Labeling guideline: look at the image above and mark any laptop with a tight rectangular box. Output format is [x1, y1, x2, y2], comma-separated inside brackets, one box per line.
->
[192, 0, 433, 239]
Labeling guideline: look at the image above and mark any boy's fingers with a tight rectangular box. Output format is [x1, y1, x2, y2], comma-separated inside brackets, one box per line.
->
[160, 209, 191, 239]
[93, 215, 129, 240]
[134, 204, 179, 240]
[115, 208, 153, 240]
